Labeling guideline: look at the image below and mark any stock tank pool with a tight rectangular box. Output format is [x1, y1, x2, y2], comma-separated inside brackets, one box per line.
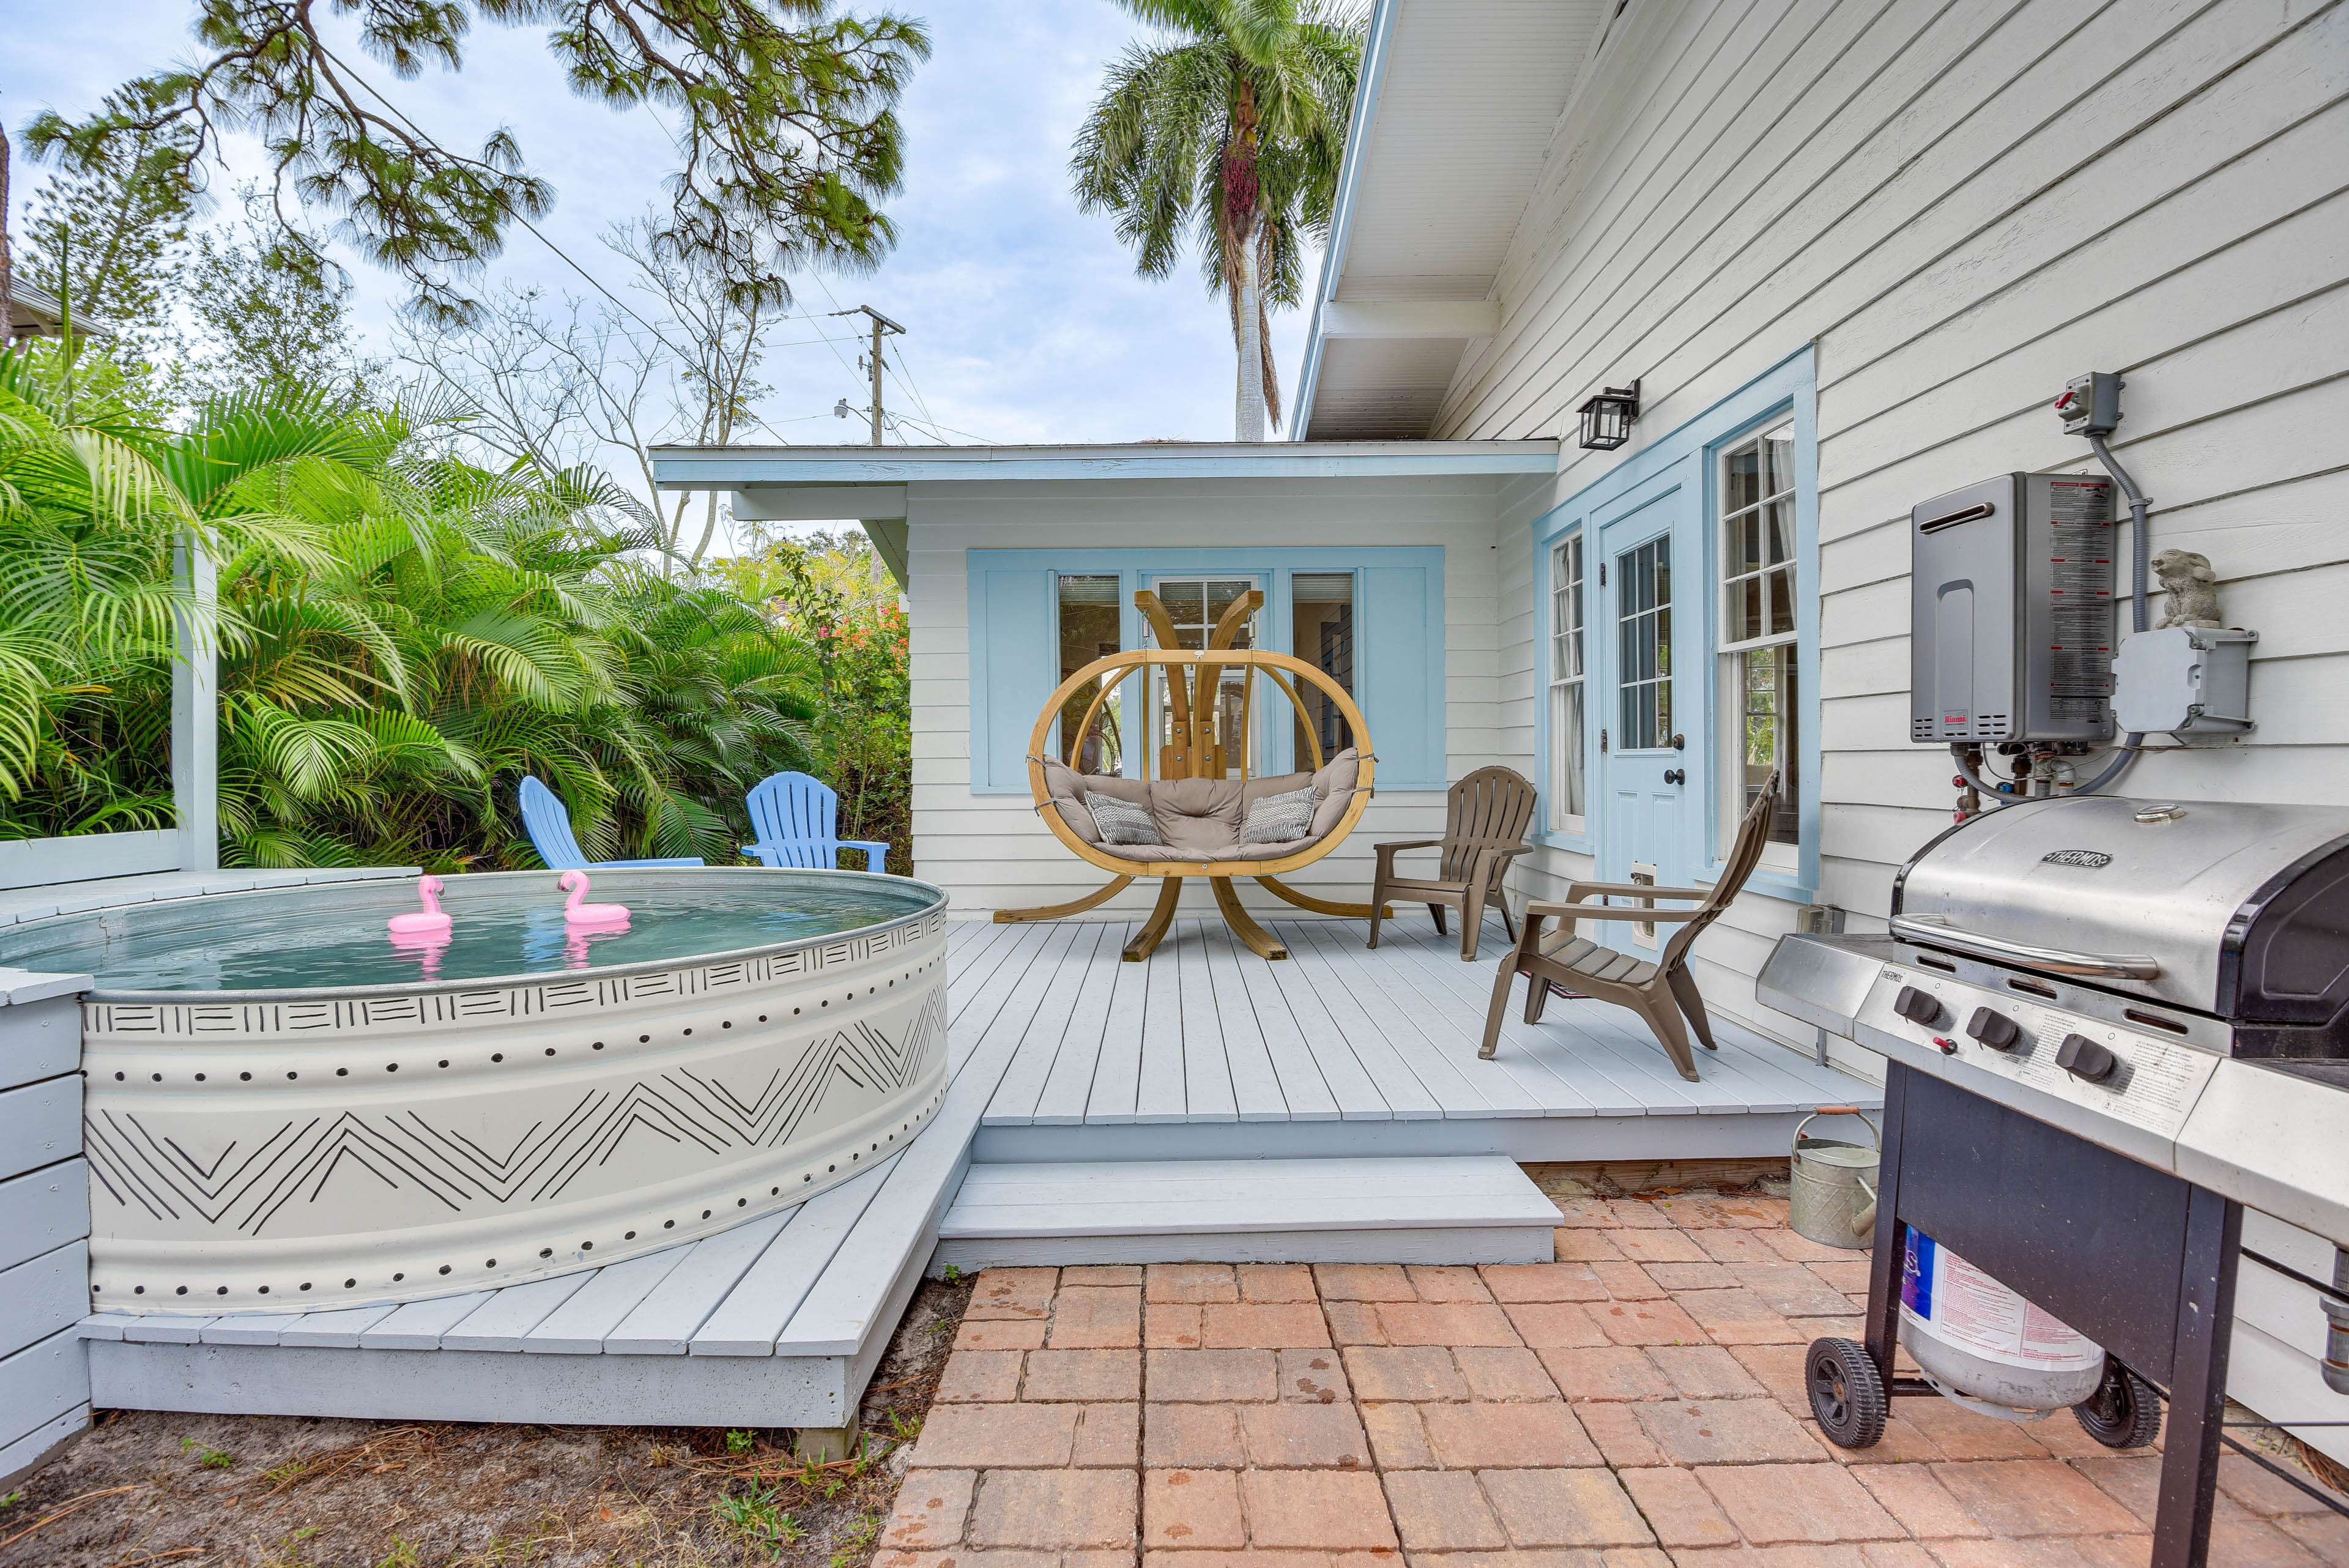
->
[1, 868, 951, 1313]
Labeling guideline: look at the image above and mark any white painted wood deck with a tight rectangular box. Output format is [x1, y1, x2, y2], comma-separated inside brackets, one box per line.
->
[954, 914, 1875, 1161]
[79, 912, 1872, 1427]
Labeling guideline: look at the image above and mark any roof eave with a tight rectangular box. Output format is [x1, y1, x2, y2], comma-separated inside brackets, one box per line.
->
[649, 437, 1559, 491]
[1291, 0, 1401, 442]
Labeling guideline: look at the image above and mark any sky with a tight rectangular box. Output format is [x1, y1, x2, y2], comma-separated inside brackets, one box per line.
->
[6, 0, 1324, 538]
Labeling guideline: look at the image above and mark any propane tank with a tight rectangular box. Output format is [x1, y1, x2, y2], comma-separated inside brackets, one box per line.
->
[1899, 1226, 2106, 1414]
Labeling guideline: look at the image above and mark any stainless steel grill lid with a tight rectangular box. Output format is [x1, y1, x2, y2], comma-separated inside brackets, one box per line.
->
[1889, 795, 2349, 1038]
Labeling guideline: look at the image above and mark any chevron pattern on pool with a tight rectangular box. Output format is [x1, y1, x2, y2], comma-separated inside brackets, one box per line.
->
[83, 928, 951, 1315]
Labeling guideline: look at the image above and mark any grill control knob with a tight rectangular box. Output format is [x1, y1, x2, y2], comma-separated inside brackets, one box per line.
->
[2057, 1033, 2118, 1083]
[1894, 986, 1943, 1027]
[1965, 1007, 2022, 1051]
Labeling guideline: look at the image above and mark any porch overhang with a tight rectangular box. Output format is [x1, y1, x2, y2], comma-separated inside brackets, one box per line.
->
[1292, 0, 1612, 440]
[653, 439, 1557, 587]
[650, 438, 1561, 491]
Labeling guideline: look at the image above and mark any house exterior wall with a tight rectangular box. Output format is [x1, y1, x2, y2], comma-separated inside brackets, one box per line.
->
[905, 475, 1510, 922]
[1417, 0, 2347, 1458]
[1438, 0, 2347, 1061]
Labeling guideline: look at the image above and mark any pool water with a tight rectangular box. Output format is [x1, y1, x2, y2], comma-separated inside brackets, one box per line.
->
[20, 879, 936, 994]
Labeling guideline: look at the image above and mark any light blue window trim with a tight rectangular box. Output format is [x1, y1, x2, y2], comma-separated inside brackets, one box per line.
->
[967, 546, 1445, 795]
[1529, 346, 1823, 902]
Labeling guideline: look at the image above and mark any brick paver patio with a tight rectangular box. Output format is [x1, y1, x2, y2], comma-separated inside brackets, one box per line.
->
[877, 1192, 2347, 1568]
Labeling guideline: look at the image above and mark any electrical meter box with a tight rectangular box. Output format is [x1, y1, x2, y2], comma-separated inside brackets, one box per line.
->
[1910, 472, 2116, 744]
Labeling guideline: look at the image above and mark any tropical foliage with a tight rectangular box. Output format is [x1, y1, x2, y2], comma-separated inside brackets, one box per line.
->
[0, 339, 886, 873]
[1072, 0, 1362, 439]
[716, 528, 911, 865]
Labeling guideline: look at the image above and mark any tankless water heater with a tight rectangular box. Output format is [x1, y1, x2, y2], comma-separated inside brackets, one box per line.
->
[1910, 472, 2116, 745]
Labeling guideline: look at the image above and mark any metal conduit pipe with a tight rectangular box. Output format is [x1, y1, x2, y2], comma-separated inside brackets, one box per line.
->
[2090, 432, 2154, 637]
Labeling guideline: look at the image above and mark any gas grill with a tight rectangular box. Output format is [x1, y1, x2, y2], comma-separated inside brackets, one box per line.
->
[1758, 793, 2349, 1568]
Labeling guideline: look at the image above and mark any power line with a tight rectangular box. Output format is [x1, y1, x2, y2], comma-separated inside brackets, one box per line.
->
[313, 40, 818, 450]
[799, 272, 875, 392]
[878, 349, 1000, 445]
[829, 304, 905, 447]
[885, 346, 938, 426]
[306, 45, 978, 458]
[891, 407, 1002, 445]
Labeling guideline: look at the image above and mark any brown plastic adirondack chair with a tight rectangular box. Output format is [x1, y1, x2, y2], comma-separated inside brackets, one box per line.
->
[1480, 771, 1781, 1081]
[1368, 765, 1538, 962]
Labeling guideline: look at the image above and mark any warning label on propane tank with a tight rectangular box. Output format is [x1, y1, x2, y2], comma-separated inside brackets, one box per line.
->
[1900, 1228, 2104, 1372]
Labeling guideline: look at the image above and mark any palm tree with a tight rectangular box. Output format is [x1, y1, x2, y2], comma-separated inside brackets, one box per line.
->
[1073, 0, 1362, 441]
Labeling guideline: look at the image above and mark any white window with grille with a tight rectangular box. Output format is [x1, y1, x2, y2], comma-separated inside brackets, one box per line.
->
[1548, 535, 1587, 831]
[1716, 422, 1800, 865]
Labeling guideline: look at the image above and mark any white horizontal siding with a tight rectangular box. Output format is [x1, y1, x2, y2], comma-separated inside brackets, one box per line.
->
[1452, 0, 2347, 1074]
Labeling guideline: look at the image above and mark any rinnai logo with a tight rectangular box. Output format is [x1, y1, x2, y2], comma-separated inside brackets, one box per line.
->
[2041, 849, 2113, 868]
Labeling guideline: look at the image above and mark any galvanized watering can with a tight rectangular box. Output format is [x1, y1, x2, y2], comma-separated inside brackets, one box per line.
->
[1790, 1106, 1879, 1250]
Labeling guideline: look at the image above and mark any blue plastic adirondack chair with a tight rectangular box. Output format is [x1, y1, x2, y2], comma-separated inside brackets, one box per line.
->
[742, 771, 891, 872]
[517, 776, 705, 871]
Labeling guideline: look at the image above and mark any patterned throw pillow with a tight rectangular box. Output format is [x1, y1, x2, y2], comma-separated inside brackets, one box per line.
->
[1086, 792, 1164, 845]
[1241, 784, 1316, 844]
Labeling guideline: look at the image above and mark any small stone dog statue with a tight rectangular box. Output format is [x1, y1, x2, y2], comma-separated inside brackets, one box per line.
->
[2152, 549, 2222, 628]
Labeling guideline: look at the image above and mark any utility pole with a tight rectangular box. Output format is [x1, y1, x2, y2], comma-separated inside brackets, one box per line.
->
[831, 305, 905, 445]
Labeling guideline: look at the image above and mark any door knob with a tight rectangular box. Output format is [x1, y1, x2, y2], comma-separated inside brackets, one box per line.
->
[1663, 768, 1686, 786]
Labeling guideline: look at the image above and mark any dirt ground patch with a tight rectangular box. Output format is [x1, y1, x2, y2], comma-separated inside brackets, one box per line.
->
[0, 1275, 971, 1568]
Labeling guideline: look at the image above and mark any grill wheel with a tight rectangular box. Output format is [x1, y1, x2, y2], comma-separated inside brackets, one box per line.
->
[1808, 1336, 1888, 1448]
[2074, 1356, 2164, 1449]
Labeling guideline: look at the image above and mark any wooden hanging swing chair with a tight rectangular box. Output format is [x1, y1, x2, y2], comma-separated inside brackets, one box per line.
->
[995, 589, 1387, 963]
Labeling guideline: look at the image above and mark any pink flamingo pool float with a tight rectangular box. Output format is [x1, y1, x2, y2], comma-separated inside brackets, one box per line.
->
[387, 875, 453, 937]
[558, 869, 631, 928]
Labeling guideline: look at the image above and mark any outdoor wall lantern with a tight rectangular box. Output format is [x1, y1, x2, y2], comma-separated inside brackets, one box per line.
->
[1576, 380, 1642, 450]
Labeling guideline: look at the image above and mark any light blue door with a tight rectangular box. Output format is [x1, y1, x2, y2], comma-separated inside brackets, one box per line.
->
[1593, 462, 1705, 957]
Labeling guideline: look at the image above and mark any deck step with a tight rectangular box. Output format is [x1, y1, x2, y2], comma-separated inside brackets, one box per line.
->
[931, 1155, 1562, 1269]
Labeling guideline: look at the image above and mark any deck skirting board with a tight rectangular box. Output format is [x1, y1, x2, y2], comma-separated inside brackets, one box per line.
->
[87, 1339, 864, 1428]
[0, 1400, 90, 1490]
[971, 1109, 1822, 1164]
[932, 1225, 1551, 1270]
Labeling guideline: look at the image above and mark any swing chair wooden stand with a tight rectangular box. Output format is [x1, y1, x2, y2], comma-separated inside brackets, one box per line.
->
[994, 590, 1387, 962]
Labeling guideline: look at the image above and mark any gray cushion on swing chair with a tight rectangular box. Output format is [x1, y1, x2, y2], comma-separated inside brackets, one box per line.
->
[1085, 792, 1164, 845]
[1038, 758, 1149, 843]
[1241, 785, 1316, 843]
[1037, 750, 1362, 862]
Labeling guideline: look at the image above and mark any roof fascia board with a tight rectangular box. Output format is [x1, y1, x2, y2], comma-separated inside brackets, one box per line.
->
[653, 440, 1559, 490]
[731, 485, 908, 521]
[1291, 0, 1401, 440]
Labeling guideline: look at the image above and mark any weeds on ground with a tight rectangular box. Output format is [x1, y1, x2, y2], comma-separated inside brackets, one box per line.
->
[259, 1523, 322, 1567]
[179, 1436, 236, 1470]
[828, 1505, 883, 1568]
[0, 1277, 976, 1568]
[714, 1485, 804, 1558]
